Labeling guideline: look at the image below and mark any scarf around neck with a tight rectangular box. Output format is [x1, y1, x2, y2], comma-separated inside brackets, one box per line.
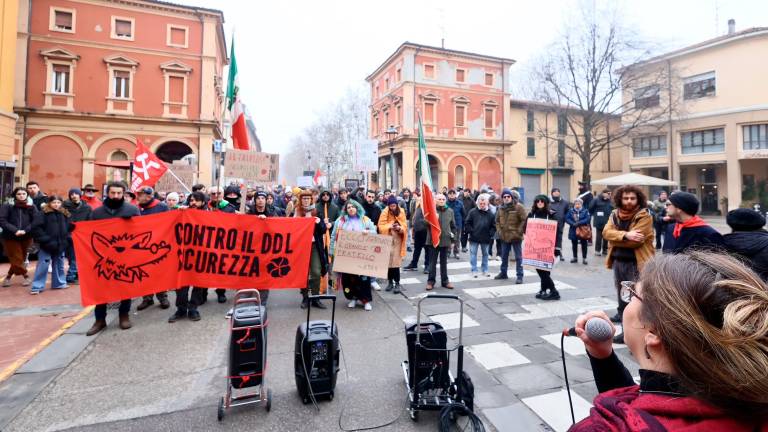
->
[672, 215, 708, 238]
[618, 206, 640, 221]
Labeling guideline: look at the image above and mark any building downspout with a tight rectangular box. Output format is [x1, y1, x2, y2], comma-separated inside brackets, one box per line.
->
[667, 59, 674, 186]
[21, 0, 33, 180]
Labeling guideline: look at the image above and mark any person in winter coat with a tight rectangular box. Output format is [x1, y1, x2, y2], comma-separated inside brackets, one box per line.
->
[62, 188, 91, 283]
[528, 195, 560, 300]
[168, 191, 209, 323]
[589, 189, 613, 256]
[446, 189, 464, 259]
[465, 193, 496, 277]
[460, 189, 476, 252]
[330, 200, 377, 310]
[30, 196, 72, 294]
[549, 188, 570, 262]
[378, 196, 408, 294]
[652, 191, 670, 249]
[566, 198, 592, 265]
[361, 190, 382, 230]
[662, 191, 724, 254]
[575, 181, 593, 210]
[494, 189, 528, 283]
[81, 184, 102, 209]
[426, 194, 456, 290]
[295, 190, 328, 309]
[26, 181, 47, 210]
[265, 192, 285, 216]
[165, 192, 181, 209]
[723, 208, 768, 280]
[135, 187, 170, 311]
[318, 190, 340, 275]
[0, 187, 37, 287]
[86, 181, 141, 336]
[403, 198, 430, 273]
[570, 252, 768, 432]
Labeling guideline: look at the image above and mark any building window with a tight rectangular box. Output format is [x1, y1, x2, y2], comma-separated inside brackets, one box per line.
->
[557, 113, 567, 135]
[396, 68, 402, 82]
[50, 8, 75, 33]
[557, 139, 566, 166]
[375, 85, 379, 99]
[160, 60, 192, 118]
[456, 68, 465, 83]
[632, 135, 667, 157]
[527, 110, 534, 132]
[683, 71, 716, 100]
[167, 25, 189, 48]
[484, 108, 494, 129]
[424, 64, 435, 79]
[634, 85, 660, 108]
[111, 17, 135, 40]
[373, 114, 379, 136]
[485, 73, 494, 86]
[455, 165, 465, 188]
[455, 105, 466, 127]
[113, 71, 130, 98]
[51, 65, 70, 93]
[424, 102, 435, 124]
[396, 104, 402, 126]
[681, 128, 725, 154]
[743, 124, 768, 150]
[384, 110, 390, 130]
[527, 137, 536, 157]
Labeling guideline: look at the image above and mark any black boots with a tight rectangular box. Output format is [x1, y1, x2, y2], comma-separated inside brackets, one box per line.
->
[536, 288, 560, 301]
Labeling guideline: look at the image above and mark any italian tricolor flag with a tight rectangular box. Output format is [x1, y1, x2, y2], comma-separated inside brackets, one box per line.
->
[226, 37, 249, 150]
[418, 115, 441, 247]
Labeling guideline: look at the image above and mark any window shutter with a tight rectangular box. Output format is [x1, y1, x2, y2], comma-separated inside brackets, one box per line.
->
[55, 11, 72, 29]
[115, 20, 132, 36]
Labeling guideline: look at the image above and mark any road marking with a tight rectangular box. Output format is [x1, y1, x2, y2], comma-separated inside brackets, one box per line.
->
[522, 389, 592, 432]
[428, 312, 479, 330]
[400, 270, 537, 286]
[466, 342, 530, 369]
[463, 280, 575, 299]
[503, 297, 617, 322]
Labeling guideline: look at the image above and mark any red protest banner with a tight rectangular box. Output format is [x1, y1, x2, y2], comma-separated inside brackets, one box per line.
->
[72, 211, 314, 306]
[522, 218, 558, 271]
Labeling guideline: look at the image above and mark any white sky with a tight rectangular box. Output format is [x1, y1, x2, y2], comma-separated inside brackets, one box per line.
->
[189, 0, 768, 155]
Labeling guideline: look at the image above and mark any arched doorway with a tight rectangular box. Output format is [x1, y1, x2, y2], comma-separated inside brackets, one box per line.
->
[478, 157, 502, 192]
[108, 150, 130, 183]
[155, 141, 194, 163]
[429, 155, 439, 188]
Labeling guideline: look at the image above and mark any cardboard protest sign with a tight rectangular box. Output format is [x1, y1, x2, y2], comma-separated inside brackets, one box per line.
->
[331, 230, 392, 279]
[522, 218, 558, 270]
[73, 212, 314, 306]
[155, 162, 196, 193]
[224, 150, 279, 184]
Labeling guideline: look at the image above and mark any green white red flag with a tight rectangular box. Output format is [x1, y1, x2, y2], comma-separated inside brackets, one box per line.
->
[226, 37, 249, 150]
[417, 115, 441, 247]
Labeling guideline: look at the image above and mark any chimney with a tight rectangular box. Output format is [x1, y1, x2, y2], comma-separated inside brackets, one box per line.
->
[728, 19, 735, 35]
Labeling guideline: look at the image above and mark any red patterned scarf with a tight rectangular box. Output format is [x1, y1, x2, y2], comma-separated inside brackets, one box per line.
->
[672, 215, 708, 239]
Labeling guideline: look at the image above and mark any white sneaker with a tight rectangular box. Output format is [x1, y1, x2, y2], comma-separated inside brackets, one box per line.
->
[364, 302, 372, 311]
[347, 300, 356, 308]
[371, 281, 381, 291]
[471, 271, 478, 278]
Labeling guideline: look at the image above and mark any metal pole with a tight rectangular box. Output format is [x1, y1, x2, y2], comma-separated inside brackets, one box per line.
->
[389, 143, 394, 191]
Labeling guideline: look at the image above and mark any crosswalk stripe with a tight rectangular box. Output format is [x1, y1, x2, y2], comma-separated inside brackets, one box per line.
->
[522, 389, 592, 432]
[400, 269, 537, 286]
[463, 280, 575, 299]
[427, 312, 479, 330]
[466, 342, 530, 369]
[504, 297, 617, 322]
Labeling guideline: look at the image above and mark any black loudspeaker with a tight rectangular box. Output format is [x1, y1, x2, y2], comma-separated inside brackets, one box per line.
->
[294, 295, 339, 404]
[229, 304, 268, 389]
[404, 319, 450, 393]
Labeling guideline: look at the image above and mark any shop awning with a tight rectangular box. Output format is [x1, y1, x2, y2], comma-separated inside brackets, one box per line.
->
[592, 172, 677, 186]
[517, 168, 546, 175]
[93, 161, 132, 169]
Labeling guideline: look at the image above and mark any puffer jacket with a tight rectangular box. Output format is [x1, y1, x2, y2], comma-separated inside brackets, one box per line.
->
[464, 207, 496, 244]
[589, 197, 613, 228]
[426, 205, 456, 248]
[495, 201, 528, 242]
[32, 206, 72, 254]
[566, 208, 592, 241]
[0, 201, 38, 240]
[724, 230, 768, 280]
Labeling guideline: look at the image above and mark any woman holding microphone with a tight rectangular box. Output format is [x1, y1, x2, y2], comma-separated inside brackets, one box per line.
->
[570, 251, 768, 431]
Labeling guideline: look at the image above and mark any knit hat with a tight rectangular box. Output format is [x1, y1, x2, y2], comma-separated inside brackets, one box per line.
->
[166, 192, 179, 202]
[386, 195, 398, 206]
[68, 187, 82, 197]
[533, 194, 550, 204]
[551, 187, 560, 193]
[501, 188, 513, 198]
[726, 208, 766, 231]
[255, 191, 268, 199]
[668, 191, 699, 216]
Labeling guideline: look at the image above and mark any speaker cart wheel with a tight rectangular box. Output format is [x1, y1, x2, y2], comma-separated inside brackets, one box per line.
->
[265, 389, 272, 412]
[409, 409, 419, 422]
[217, 397, 225, 421]
[302, 396, 309, 405]
[329, 391, 334, 401]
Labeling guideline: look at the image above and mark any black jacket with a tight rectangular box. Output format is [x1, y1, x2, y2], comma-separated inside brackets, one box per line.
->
[31, 193, 47, 210]
[250, 205, 277, 217]
[318, 200, 340, 224]
[32, 207, 72, 254]
[663, 224, 725, 254]
[461, 195, 476, 219]
[90, 200, 141, 220]
[411, 207, 426, 233]
[0, 202, 37, 240]
[211, 200, 237, 214]
[139, 199, 169, 216]
[724, 230, 768, 280]
[361, 201, 381, 228]
[63, 200, 92, 223]
[588, 197, 613, 228]
[464, 207, 496, 244]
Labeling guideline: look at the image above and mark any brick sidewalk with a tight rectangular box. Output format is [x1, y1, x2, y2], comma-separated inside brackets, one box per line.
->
[0, 262, 85, 376]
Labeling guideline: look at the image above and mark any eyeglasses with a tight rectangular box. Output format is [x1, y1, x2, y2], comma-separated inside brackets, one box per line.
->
[210, 192, 222, 195]
[620, 281, 643, 303]
[84, 189, 97, 193]
[503, 196, 512, 199]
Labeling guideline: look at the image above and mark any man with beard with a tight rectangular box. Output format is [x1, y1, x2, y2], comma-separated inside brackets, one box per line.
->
[295, 190, 328, 309]
[85, 181, 140, 336]
[549, 188, 569, 262]
[334, 188, 350, 210]
[135, 187, 171, 311]
[662, 191, 724, 253]
[168, 191, 208, 323]
[602, 185, 655, 344]
[63, 188, 92, 283]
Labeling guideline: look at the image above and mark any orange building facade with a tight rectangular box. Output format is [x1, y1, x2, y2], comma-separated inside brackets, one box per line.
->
[366, 42, 515, 192]
[14, 0, 227, 196]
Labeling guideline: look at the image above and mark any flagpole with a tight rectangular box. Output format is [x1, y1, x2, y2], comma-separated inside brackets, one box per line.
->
[166, 167, 192, 193]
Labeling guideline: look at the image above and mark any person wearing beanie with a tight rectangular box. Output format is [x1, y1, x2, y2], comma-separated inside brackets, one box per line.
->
[549, 187, 570, 262]
[426, 193, 456, 291]
[527, 195, 560, 300]
[723, 208, 768, 280]
[63, 187, 92, 283]
[494, 189, 527, 283]
[378, 195, 408, 293]
[663, 191, 724, 254]
[460, 189, 476, 252]
[446, 189, 464, 259]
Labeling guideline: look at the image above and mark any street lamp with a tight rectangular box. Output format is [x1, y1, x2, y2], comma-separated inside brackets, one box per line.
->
[385, 125, 397, 190]
[324, 154, 333, 189]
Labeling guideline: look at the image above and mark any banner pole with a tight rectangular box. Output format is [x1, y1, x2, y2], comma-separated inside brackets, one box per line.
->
[166, 167, 192, 193]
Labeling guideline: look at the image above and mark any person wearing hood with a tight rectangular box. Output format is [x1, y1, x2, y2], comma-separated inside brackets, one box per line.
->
[528, 195, 561, 300]
[662, 191, 724, 254]
[549, 188, 569, 262]
[205, 186, 235, 304]
[295, 190, 328, 309]
[330, 200, 377, 310]
[0, 187, 37, 287]
[465, 193, 496, 278]
[589, 189, 613, 256]
[494, 189, 527, 283]
[266, 192, 285, 216]
[135, 187, 171, 311]
[223, 185, 243, 211]
[81, 184, 102, 209]
[30, 196, 72, 294]
[378, 195, 408, 294]
[249, 191, 277, 217]
[723, 209, 768, 280]
[426, 193, 456, 290]
[86, 181, 140, 336]
[62, 188, 91, 283]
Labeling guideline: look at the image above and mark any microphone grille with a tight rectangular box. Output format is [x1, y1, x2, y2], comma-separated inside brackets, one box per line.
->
[585, 317, 613, 342]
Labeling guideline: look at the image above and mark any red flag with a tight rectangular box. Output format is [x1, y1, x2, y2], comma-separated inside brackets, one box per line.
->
[131, 139, 168, 191]
[313, 168, 322, 185]
[417, 115, 441, 247]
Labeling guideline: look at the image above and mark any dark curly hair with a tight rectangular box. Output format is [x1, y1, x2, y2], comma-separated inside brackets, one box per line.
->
[613, 185, 647, 209]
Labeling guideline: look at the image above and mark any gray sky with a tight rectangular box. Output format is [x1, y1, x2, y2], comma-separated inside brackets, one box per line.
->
[194, 0, 767, 155]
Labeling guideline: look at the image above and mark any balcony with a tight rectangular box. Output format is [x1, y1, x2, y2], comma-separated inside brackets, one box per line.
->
[549, 154, 574, 169]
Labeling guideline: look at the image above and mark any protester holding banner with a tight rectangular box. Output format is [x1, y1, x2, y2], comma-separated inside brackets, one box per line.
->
[86, 181, 141, 336]
[135, 187, 171, 311]
[0, 187, 37, 287]
[378, 196, 408, 294]
[81, 184, 102, 209]
[30, 196, 72, 294]
[318, 190, 340, 271]
[62, 188, 91, 284]
[266, 192, 285, 216]
[168, 191, 208, 323]
[207, 186, 235, 304]
[165, 192, 181, 210]
[249, 191, 277, 217]
[426, 194, 456, 291]
[330, 200, 377, 310]
[295, 190, 328, 309]
[464, 193, 496, 278]
[528, 195, 561, 301]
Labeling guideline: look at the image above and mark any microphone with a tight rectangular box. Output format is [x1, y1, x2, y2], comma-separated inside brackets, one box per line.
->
[563, 317, 613, 342]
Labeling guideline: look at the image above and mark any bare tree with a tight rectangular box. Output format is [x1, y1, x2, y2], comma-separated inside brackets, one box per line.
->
[529, 4, 680, 183]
